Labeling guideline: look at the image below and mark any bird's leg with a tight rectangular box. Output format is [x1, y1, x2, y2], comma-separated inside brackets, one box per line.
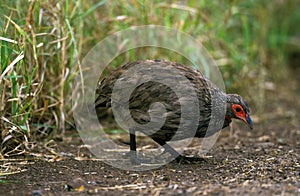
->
[154, 139, 180, 158]
[154, 139, 206, 163]
[129, 129, 141, 165]
[160, 142, 181, 157]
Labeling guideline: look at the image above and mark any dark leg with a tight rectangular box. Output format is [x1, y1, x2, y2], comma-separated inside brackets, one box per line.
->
[130, 131, 137, 152]
[156, 140, 180, 158]
[154, 139, 206, 163]
[129, 129, 141, 165]
[154, 139, 180, 158]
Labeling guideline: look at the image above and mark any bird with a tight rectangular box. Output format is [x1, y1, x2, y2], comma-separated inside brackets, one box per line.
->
[95, 60, 253, 164]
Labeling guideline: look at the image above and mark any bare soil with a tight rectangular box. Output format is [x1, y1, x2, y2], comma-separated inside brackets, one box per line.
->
[1, 78, 299, 196]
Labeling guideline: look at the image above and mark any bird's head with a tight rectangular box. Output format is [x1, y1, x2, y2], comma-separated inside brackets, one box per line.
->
[226, 94, 253, 129]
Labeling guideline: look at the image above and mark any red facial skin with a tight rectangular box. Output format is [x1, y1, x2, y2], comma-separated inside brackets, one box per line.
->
[232, 104, 250, 127]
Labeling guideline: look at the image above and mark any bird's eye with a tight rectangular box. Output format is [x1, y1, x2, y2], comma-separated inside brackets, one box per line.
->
[235, 107, 242, 112]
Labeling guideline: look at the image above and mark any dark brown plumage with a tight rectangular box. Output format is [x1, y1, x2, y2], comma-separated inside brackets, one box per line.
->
[95, 60, 253, 164]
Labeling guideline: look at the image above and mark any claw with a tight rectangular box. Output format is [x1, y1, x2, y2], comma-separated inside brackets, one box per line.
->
[174, 155, 207, 164]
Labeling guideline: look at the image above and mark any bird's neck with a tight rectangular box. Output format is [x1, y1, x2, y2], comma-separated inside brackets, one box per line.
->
[225, 101, 235, 119]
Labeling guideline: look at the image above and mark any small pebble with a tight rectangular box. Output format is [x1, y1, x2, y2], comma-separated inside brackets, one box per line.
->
[31, 190, 42, 196]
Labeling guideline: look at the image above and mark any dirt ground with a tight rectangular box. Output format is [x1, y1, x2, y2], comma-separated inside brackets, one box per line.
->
[1, 77, 299, 196]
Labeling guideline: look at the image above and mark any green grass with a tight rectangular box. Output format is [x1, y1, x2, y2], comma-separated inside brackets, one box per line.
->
[0, 179, 15, 184]
[0, 0, 299, 157]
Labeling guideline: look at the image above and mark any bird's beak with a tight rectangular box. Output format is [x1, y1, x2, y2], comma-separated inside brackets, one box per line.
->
[245, 113, 253, 129]
[238, 112, 253, 129]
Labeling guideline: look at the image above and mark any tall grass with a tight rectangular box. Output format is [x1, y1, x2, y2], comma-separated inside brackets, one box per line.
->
[0, 0, 87, 156]
[0, 0, 299, 157]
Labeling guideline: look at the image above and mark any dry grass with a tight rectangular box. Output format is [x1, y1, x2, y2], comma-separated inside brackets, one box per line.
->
[0, 0, 88, 157]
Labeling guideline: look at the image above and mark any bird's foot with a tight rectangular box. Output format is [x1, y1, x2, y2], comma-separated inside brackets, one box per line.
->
[130, 155, 142, 165]
[174, 155, 207, 164]
[131, 156, 154, 165]
[123, 151, 151, 165]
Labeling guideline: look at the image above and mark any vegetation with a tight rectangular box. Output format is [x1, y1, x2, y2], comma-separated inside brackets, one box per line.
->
[0, 0, 299, 157]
